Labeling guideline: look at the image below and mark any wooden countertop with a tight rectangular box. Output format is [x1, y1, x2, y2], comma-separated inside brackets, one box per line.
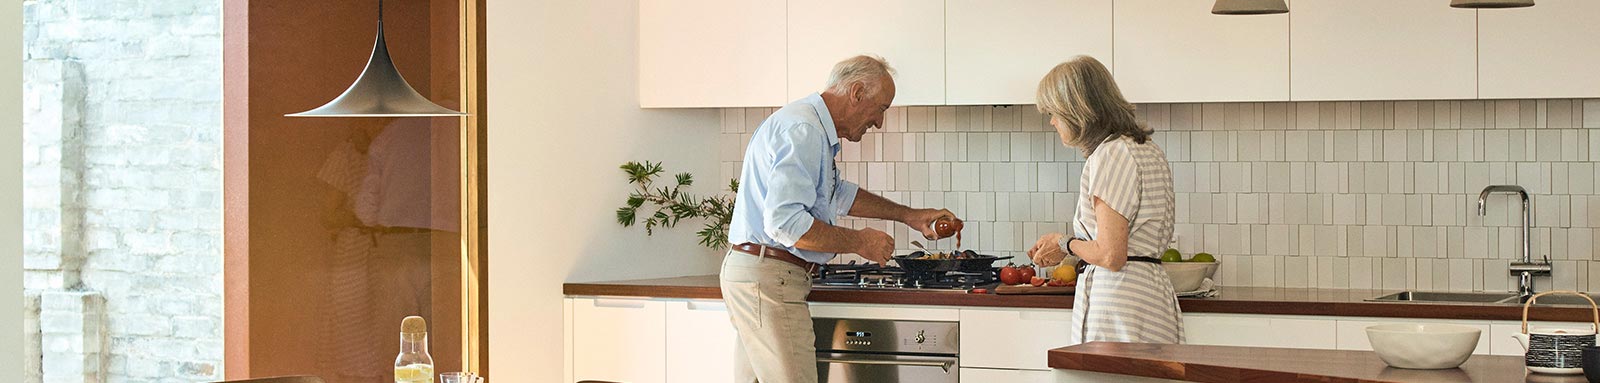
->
[563, 275, 1600, 322]
[1048, 342, 1585, 383]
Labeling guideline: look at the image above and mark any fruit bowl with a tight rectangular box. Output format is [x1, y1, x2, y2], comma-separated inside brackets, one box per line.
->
[1365, 324, 1480, 369]
[1161, 261, 1218, 292]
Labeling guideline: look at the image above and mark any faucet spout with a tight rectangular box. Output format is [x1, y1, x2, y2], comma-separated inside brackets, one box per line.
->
[1479, 185, 1542, 302]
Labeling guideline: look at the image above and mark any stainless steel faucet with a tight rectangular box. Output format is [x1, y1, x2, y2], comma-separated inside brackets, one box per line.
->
[1477, 185, 1550, 302]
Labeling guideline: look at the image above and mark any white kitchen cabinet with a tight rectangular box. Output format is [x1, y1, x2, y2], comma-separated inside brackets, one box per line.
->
[1289, 0, 1477, 101]
[1112, 0, 1289, 103]
[1183, 313, 1337, 349]
[570, 298, 667, 383]
[1479, 0, 1600, 99]
[638, 0, 787, 108]
[1334, 319, 1492, 355]
[666, 300, 739, 383]
[945, 0, 1114, 105]
[959, 307, 1075, 370]
[787, 0, 945, 105]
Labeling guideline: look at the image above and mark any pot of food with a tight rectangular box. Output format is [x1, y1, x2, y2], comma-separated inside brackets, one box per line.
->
[893, 250, 1011, 273]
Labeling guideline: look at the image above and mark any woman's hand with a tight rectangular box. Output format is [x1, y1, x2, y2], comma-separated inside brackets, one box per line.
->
[1028, 233, 1069, 267]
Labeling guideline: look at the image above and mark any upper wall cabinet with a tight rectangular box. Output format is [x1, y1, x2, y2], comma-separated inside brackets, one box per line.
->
[1479, 0, 1600, 99]
[1113, 0, 1289, 103]
[638, 0, 787, 108]
[945, 0, 1113, 105]
[1290, 0, 1476, 101]
[788, 0, 945, 105]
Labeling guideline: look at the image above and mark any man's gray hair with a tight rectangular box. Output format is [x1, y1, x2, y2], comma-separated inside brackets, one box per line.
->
[825, 55, 896, 96]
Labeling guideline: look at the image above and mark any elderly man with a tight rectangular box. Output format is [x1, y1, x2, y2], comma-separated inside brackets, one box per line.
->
[722, 55, 958, 383]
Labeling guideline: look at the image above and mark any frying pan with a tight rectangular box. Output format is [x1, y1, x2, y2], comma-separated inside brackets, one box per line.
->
[892, 250, 1013, 273]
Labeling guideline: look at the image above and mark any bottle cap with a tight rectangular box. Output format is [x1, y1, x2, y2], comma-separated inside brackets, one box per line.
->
[401, 315, 428, 334]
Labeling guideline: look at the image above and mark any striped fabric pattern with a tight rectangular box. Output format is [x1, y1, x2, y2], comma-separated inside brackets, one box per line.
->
[1069, 136, 1185, 344]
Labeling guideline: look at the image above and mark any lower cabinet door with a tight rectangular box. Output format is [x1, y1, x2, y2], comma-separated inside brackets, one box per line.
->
[572, 298, 667, 383]
[666, 300, 739, 383]
[959, 307, 1075, 370]
[1183, 313, 1337, 349]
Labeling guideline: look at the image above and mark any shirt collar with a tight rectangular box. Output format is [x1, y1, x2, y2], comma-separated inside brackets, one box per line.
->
[804, 93, 842, 149]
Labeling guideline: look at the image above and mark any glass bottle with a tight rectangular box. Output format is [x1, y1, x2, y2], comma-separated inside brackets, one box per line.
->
[394, 316, 435, 383]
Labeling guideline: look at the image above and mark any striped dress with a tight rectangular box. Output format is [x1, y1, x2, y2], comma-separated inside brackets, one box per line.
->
[1067, 135, 1185, 345]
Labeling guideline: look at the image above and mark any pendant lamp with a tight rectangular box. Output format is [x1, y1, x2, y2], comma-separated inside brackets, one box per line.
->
[1451, 0, 1534, 8]
[287, 0, 465, 117]
[1212, 0, 1289, 15]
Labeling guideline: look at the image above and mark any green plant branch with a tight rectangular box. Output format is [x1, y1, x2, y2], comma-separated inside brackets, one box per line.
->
[616, 161, 738, 249]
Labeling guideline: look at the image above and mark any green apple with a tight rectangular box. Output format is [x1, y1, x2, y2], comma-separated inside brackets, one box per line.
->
[1190, 252, 1216, 263]
[1160, 248, 1183, 263]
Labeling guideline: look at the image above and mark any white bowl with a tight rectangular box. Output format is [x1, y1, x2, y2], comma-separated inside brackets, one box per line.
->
[1365, 324, 1481, 369]
[1161, 262, 1218, 292]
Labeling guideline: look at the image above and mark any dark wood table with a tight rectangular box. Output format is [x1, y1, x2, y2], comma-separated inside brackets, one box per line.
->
[1048, 342, 1590, 383]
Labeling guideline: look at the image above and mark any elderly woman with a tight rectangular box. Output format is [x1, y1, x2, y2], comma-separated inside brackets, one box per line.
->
[1026, 56, 1183, 344]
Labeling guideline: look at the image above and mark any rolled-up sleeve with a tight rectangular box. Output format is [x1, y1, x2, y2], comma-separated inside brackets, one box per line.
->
[761, 123, 824, 246]
[832, 179, 859, 217]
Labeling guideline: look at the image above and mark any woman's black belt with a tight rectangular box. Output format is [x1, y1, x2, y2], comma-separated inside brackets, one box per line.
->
[1075, 256, 1162, 273]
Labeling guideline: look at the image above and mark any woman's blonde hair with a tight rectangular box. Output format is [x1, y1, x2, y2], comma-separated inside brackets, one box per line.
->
[1035, 55, 1150, 155]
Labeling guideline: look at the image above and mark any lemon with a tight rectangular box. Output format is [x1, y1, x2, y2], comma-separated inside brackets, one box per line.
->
[395, 364, 434, 383]
[1051, 264, 1077, 282]
[1191, 252, 1216, 263]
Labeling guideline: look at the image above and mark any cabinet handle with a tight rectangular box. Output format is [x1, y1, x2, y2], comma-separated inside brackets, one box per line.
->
[815, 357, 954, 373]
[593, 299, 649, 309]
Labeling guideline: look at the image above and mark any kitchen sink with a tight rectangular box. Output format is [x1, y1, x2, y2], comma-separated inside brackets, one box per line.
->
[1366, 291, 1519, 304]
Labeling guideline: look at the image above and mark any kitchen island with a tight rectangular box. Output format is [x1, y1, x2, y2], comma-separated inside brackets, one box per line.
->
[564, 275, 1600, 383]
[1048, 341, 1584, 383]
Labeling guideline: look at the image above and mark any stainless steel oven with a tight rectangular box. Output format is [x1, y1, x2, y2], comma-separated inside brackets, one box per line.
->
[813, 318, 960, 383]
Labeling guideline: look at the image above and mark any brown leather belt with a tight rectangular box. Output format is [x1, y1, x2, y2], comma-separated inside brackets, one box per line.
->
[731, 243, 822, 273]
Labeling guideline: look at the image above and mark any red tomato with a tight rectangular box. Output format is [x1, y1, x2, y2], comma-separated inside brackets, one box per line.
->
[1019, 265, 1037, 281]
[1030, 276, 1046, 287]
[1046, 279, 1069, 287]
[999, 264, 1023, 285]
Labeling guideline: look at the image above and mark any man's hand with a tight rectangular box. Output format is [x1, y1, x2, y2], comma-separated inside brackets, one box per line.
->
[855, 227, 895, 264]
[1028, 232, 1069, 267]
[903, 208, 957, 240]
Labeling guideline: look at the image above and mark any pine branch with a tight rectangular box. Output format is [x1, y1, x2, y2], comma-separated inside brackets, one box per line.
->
[616, 161, 739, 249]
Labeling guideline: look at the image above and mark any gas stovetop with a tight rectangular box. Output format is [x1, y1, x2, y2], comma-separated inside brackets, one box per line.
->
[811, 262, 999, 293]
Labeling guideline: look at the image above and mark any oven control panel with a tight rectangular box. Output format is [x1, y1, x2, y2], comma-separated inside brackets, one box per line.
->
[814, 318, 960, 354]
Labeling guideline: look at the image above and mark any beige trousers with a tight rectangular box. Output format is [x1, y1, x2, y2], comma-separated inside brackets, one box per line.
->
[720, 250, 818, 383]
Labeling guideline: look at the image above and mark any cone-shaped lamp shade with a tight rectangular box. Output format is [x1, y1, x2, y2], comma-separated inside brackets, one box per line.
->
[1212, 0, 1289, 15]
[1451, 0, 1534, 8]
[287, 5, 464, 117]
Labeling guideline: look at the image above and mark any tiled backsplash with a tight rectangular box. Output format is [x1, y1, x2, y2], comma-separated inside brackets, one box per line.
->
[720, 100, 1600, 292]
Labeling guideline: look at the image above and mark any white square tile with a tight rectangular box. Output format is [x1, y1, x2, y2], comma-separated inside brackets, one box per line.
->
[1316, 163, 1340, 194]
[1362, 226, 1388, 258]
[1237, 194, 1263, 224]
[1291, 163, 1312, 193]
[992, 106, 1019, 132]
[1284, 194, 1308, 225]
[951, 163, 978, 192]
[1189, 194, 1212, 223]
[1032, 193, 1053, 224]
[1010, 133, 1032, 163]
[966, 133, 988, 162]
[1266, 225, 1291, 255]
[894, 163, 910, 191]
[909, 163, 930, 192]
[1268, 194, 1287, 224]
[867, 163, 888, 191]
[987, 132, 1011, 161]
[1214, 195, 1237, 224]
[1054, 193, 1076, 222]
[1316, 225, 1339, 257]
[1573, 197, 1590, 228]
[1298, 225, 1317, 256]
[989, 163, 1014, 192]
[1333, 195, 1361, 225]
[1537, 130, 1563, 162]
[1015, 163, 1037, 192]
[1349, 257, 1374, 289]
[1009, 192, 1031, 223]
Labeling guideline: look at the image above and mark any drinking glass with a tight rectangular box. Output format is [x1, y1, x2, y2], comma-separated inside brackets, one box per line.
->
[439, 372, 481, 383]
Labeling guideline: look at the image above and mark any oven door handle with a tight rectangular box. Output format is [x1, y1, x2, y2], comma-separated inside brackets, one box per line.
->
[815, 356, 954, 373]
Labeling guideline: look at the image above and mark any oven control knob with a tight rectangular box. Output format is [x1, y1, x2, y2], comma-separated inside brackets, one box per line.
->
[915, 330, 926, 344]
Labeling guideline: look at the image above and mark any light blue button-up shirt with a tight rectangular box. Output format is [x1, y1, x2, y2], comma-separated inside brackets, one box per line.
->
[728, 93, 860, 264]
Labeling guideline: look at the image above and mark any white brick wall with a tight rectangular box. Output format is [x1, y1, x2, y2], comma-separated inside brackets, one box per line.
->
[722, 99, 1600, 293]
[22, 0, 223, 382]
